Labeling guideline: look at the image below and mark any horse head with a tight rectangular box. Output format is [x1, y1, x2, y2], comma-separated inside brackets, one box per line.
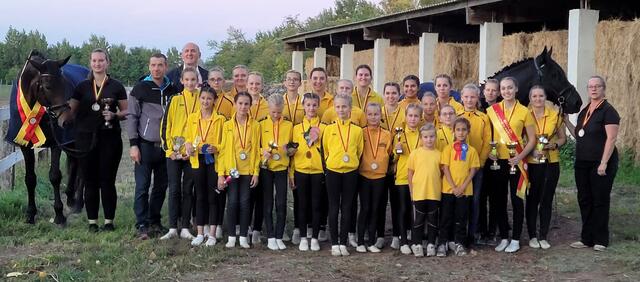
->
[533, 47, 582, 114]
[26, 51, 71, 119]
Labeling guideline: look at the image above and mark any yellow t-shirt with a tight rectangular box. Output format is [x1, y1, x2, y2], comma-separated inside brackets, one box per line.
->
[435, 97, 464, 117]
[381, 105, 406, 134]
[352, 87, 384, 109]
[436, 125, 453, 152]
[292, 116, 326, 174]
[259, 117, 293, 171]
[359, 126, 392, 180]
[217, 116, 261, 176]
[185, 111, 225, 169]
[161, 89, 201, 158]
[407, 147, 442, 201]
[487, 101, 535, 159]
[458, 110, 492, 165]
[283, 93, 305, 125]
[393, 126, 421, 185]
[321, 107, 367, 127]
[527, 105, 562, 164]
[322, 118, 364, 173]
[398, 96, 421, 111]
[440, 143, 480, 196]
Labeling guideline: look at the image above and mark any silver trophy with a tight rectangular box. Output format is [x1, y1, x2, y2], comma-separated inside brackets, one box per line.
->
[172, 136, 186, 158]
[102, 98, 115, 129]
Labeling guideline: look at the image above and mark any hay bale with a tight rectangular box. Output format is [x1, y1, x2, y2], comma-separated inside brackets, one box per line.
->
[304, 55, 340, 77]
[501, 30, 568, 71]
[434, 43, 479, 88]
[354, 49, 374, 72]
[384, 45, 419, 83]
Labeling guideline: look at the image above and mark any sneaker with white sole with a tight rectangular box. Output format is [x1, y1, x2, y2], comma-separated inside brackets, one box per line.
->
[160, 228, 178, 240]
[411, 244, 424, 257]
[348, 233, 358, 248]
[299, 238, 309, 251]
[400, 244, 412, 255]
[390, 237, 400, 249]
[529, 238, 540, 249]
[455, 244, 467, 256]
[239, 236, 250, 249]
[226, 236, 237, 248]
[593, 244, 607, 251]
[374, 237, 385, 249]
[331, 245, 341, 256]
[570, 241, 589, 248]
[276, 239, 286, 250]
[339, 245, 350, 256]
[191, 235, 205, 246]
[436, 244, 447, 257]
[426, 243, 436, 257]
[180, 228, 195, 240]
[539, 239, 551, 249]
[310, 239, 320, 251]
[318, 230, 328, 242]
[267, 238, 278, 250]
[367, 245, 381, 253]
[356, 245, 367, 253]
[252, 230, 261, 245]
[215, 227, 223, 239]
[205, 237, 217, 247]
[505, 240, 520, 253]
[292, 228, 301, 245]
[495, 239, 509, 252]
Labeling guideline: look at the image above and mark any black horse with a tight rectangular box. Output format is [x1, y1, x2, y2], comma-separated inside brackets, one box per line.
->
[4, 50, 88, 225]
[487, 47, 583, 114]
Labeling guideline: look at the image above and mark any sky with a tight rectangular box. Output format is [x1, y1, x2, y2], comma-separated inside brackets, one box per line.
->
[0, 0, 337, 59]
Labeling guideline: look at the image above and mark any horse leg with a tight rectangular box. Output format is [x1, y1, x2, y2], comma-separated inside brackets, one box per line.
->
[50, 147, 66, 226]
[64, 155, 76, 208]
[21, 147, 37, 224]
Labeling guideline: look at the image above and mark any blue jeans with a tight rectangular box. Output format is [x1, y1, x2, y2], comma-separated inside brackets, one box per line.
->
[133, 141, 168, 228]
[468, 169, 484, 239]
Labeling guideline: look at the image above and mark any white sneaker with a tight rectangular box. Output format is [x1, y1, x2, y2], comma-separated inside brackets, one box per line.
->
[267, 238, 278, 250]
[374, 237, 385, 249]
[191, 235, 205, 246]
[318, 230, 328, 242]
[226, 236, 237, 248]
[307, 227, 313, 239]
[348, 233, 358, 248]
[203, 225, 210, 237]
[495, 239, 509, 252]
[529, 238, 540, 249]
[331, 245, 341, 256]
[505, 240, 520, 253]
[356, 245, 367, 253]
[390, 237, 400, 249]
[239, 236, 250, 249]
[339, 245, 350, 256]
[299, 238, 309, 251]
[276, 239, 286, 250]
[215, 227, 223, 239]
[310, 239, 320, 251]
[367, 245, 381, 253]
[570, 241, 588, 249]
[252, 230, 261, 245]
[180, 228, 195, 240]
[593, 244, 607, 251]
[426, 243, 436, 257]
[205, 237, 217, 247]
[400, 244, 412, 255]
[539, 240, 551, 249]
[411, 244, 424, 257]
[292, 228, 301, 245]
[160, 228, 178, 240]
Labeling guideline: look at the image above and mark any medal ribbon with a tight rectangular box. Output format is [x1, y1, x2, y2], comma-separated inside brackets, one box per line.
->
[581, 99, 606, 129]
[336, 120, 351, 154]
[285, 94, 299, 124]
[383, 106, 400, 131]
[355, 87, 371, 109]
[453, 141, 468, 161]
[234, 116, 249, 150]
[403, 129, 420, 154]
[532, 109, 547, 135]
[366, 126, 381, 161]
[183, 91, 197, 117]
[93, 76, 107, 102]
[250, 97, 262, 120]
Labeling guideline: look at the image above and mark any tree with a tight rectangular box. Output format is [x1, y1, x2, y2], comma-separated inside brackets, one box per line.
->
[380, 0, 417, 14]
[166, 47, 181, 69]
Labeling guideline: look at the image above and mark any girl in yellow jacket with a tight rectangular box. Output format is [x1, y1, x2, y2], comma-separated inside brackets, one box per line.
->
[322, 93, 364, 256]
[216, 92, 261, 249]
[291, 93, 326, 251]
[436, 104, 455, 151]
[184, 86, 225, 246]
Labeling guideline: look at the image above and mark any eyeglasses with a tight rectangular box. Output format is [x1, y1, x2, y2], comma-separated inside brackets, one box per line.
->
[441, 112, 456, 116]
[285, 78, 300, 82]
[208, 78, 224, 83]
[587, 85, 604, 90]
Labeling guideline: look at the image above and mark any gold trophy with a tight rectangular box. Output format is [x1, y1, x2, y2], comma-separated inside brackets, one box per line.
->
[506, 141, 518, 174]
[172, 136, 186, 158]
[101, 98, 115, 129]
[394, 127, 404, 154]
[489, 141, 500, 170]
[260, 141, 279, 169]
[190, 136, 201, 156]
[536, 134, 549, 163]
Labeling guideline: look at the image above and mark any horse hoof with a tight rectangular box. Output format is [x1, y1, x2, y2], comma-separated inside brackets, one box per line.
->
[25, 216, 36, 225]
[54, 215, 67, 226]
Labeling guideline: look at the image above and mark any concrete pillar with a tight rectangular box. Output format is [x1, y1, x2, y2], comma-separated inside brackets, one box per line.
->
[568, 9, 599, 108]
[291, 51, 304, 76]
[313, 47, 326, 69]
[418, 33, 438, 83]
[478, 22, 503, 83]
[340, 44, 355, 80]
[373, 38, 390, 94]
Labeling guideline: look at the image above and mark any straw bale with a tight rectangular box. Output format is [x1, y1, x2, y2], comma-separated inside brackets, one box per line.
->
[500, 30, 568, 72]
[384, 45, 419, 83]
[434, 43, 479, 89]
[304, 55, 340, 78]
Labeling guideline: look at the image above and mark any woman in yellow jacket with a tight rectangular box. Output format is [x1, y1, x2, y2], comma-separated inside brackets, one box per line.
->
[184, 87, 225, 246]
[259, 94, 294, 250]
[434, 74, 464, 116]
[322, 93, 364, 256]
[352, 64, 384, 109]
[291, 93, 326, 251]
[216, 92, 261, 249]
[206, 67, 234, 120]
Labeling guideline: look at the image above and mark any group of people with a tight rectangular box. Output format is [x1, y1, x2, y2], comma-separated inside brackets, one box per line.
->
[65, 42, 620, 257]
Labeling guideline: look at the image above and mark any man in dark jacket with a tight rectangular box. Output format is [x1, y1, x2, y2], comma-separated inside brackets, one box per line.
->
[166, 42, 208, 91]
[127, 53, 179, 239]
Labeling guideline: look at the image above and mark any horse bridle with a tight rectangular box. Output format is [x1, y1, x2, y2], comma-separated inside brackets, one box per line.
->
[533, 58, 574, 113]
[36, 72, 71, 120]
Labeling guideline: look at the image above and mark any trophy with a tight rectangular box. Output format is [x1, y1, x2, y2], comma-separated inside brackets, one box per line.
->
[220, 168, 241, 193]
[101, 98, 115, 129]
[172, 136, 186, 158]
[260, 141, 279, 169]
[536, 134, 549, 163]
[394, 127, 404, 154]
[506, 141, 518, 174]
[489, 141, 500, 170]
[191, 136, 201, 156]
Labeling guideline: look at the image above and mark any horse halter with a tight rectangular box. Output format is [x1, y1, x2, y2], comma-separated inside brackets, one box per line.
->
[533, 57, 574, 112]
[37, 72, 70, 120]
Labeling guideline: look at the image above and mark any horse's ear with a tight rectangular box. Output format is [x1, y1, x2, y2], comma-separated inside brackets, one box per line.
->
[57, 56, 71, 67]
[28, 59, 45, 72]
[542, 46, 548, 55]
[548, 47, 553, 57]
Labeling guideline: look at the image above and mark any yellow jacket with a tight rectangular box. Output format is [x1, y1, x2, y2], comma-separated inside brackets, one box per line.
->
[359, 126, 392, 180]
[161, 89, 201, 158]
[292, 116, 326, 174]
[321, 107, 367, 127]
[322, 118, 364, 173]
[436, 97, 464, 117]
[393, 126, 421, 185]
[217, 115, 261, 176]
[317, 91, 334, 118]
[398, 96, 421, 111]
[436, 125, 453, 152]
[283, 93, 305, 125]
[352, 87, 384, 109]
[185, 111, 225, 169]
[381, 105, 406, 135]
[214, 94, 234, 120]
[458, 110, 492, 165]
[249, 96, 269, 121]
[259, 117, 293, 171]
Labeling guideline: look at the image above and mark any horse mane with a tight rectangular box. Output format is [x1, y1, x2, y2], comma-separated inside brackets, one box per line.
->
[490, 57, 533, 77]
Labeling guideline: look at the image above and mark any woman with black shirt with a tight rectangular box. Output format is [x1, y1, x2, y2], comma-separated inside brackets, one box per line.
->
[564, 75, 620, 251]
[69, 48, 128, 231]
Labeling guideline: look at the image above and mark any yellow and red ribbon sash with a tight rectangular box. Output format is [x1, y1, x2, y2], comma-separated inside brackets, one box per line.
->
[14, 79, 47, 147]
[487, 103, 529, 199]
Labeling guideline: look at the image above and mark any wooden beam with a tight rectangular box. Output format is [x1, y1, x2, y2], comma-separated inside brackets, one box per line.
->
[466, 3, 567, 25]
[304, 38, 322, 49]
[329, 33, 350, 46]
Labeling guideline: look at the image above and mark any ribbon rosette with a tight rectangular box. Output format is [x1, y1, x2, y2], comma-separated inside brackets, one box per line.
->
[201, 144, 215, 165]
[453, 141, 468, 161]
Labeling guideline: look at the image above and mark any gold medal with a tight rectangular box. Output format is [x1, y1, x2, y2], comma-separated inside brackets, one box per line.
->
[305, 151, 312, 159]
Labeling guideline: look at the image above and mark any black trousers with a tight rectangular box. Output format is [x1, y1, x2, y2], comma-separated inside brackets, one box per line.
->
[575, 156, 618, 247]
[413, 199, 440, 245]
[133, 140, 167, 228]
[77, 129, 122, 221]
[294, 172, 324, 238]
[357, 176, 386, 246]
[526, 162, 560, 240]
[440, 194, 470, 244]
[494, 159, 524, 240]
[215, 189, 226, 226]
[261, 169, 288, 239]
[480, 162, 500, 237]
[249, 173, 263, 232]
[395, 185, 413, 245]
[325, 169, 358, 245]
[166, 159, 194, 229]
[375, 174, 393, 238]
[226, 175, 252, 237]
[193, 157, 219, 226]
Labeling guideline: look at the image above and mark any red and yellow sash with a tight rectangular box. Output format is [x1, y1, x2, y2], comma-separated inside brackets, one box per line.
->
[487, 103, 528, 199]
[14, 79, 47, 147]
